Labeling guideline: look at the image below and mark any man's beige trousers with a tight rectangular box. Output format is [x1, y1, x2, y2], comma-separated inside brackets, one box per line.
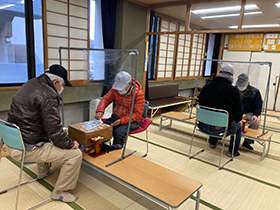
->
[6, 142, 82, 191]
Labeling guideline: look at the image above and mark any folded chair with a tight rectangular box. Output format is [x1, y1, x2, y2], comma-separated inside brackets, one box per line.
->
[188, 105, 236, 169]
[102, 101, 152, 157]
[0, 119, 39, 209]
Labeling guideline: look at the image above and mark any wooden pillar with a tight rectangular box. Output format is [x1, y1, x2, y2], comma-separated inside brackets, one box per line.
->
[185, 4, 191, 31]
[273, 74, 280, 111]
[143, 8, 151, 95]
[238, 0, 246, 29]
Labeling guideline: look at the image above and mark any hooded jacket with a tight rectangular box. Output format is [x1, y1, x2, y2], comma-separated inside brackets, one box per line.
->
[8, 74, 74, 149]
[96, 78, 145, 125]
[198, 75, 243, 124]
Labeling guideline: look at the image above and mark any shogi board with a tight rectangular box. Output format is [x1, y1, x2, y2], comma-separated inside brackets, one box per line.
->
[68, 120, 113, 148]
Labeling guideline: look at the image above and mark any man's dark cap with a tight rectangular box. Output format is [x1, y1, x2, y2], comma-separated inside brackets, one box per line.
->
[47, 64, 73, 87]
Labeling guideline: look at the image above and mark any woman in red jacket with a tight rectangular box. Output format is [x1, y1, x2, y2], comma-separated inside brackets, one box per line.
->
[95, 71, 145, 150]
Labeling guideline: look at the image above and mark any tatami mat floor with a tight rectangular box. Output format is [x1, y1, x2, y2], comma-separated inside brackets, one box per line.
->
[1, 112, 280, 210]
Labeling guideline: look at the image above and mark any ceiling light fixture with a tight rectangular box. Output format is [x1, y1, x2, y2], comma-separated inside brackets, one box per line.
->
[275, 2, 280, 8]
[229, 24, 280, 29]
[0, 4, 15, 10]
[192, 4, 259, 14]
[201, 11, 262, 19]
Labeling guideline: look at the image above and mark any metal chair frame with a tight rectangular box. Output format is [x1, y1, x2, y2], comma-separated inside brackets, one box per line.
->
[188, 105, 236, 169]
[0, 119, 39, 209]
[129, 100, 152, 157]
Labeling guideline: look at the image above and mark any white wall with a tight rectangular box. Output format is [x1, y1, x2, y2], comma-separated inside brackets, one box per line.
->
[223, 36, 280, 111]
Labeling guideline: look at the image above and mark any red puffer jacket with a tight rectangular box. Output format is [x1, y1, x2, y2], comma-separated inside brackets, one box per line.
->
[8, 74, 74, 149]
[96, 79, 145, 125]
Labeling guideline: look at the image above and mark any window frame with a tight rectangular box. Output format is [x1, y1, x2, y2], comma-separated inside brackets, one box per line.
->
[151, 13, 208, 82]
[0, 0, 37, 88]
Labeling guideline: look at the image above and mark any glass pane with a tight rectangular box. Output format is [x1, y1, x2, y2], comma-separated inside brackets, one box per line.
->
[89, 0, 104, 82]
[0, 0, 27, 84]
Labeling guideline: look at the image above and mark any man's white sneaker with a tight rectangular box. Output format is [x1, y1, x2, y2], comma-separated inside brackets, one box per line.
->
[51, 190, 78, 203]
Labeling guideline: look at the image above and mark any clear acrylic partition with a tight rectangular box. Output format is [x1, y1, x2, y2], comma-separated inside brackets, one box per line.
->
[189, 58, 272, 136]
[58, 47, 139, 166]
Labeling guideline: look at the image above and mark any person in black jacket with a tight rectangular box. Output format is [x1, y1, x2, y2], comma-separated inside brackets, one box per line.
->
[236, 73, 263, 150]
[6, 64, 82, 203]
[198, 66, 243, 157]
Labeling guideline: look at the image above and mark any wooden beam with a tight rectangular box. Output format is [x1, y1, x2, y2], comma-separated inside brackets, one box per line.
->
[127, 0, 148, 7]
[147, 0, 229, 9]
[146, 27, 280, 35]
[238, 0, 246, 29]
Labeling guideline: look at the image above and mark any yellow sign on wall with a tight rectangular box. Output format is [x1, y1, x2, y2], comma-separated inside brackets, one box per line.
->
[264, 34, 280, 51]
[228, 34, 263, 51]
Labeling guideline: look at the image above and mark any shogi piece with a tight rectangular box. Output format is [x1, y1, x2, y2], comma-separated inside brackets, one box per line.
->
[68, 120, 112, 153]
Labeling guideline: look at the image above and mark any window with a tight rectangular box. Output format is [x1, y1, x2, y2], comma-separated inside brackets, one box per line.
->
[0, 0, 43, 86]
[89, 0, 104, 82]
[175, 25, 191, 79]
[156, 19, 178, 80]
[148, 14, 207, 81]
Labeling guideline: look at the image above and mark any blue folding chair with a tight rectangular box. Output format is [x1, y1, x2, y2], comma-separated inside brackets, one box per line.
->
[188, 105, 236, 169]
[0, 119, 38, 210]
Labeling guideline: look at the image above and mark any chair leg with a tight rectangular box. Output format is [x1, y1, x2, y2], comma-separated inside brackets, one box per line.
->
[27, 199, 52, 210]
[189, 123, 207, 159]
[0, 178, 38, 195]
[0, 139, 3, 161]
[188, 124, 196, 158]
[219, 135, 235, 170]
[141, 130, 149, 158]
[15, 159, 25, 210]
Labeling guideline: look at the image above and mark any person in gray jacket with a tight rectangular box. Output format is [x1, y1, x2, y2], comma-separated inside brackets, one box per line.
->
[6, 64, 82, 203]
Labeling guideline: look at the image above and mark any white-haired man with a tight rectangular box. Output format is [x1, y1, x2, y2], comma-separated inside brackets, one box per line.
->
[6, 64, 82, 203]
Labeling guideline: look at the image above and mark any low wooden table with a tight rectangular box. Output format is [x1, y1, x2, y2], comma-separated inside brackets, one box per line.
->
[160, 111, 196, 131]
[83, 150, 203, 209]
[242, 128, 272, 160]
[68, 120, 113, 154]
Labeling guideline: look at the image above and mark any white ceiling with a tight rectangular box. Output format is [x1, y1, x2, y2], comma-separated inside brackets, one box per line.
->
[130, 0, 280, 30]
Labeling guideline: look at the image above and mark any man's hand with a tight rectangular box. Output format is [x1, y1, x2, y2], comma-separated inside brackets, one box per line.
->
[111, 119, 121, 127]
[95, 112, 103, 120]
[251, 115, 259, 123]
[72, 141, 80, 149]
[239, 120, 244, 127]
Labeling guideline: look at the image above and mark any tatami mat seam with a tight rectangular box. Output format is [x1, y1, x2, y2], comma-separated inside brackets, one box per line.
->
[6, 156, 85, 210]
[130, 136, 280, 191]
[151, 122, 280, 160]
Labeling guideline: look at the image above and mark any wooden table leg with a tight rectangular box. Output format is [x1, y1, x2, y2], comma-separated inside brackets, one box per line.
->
[94, 139, 100, 154]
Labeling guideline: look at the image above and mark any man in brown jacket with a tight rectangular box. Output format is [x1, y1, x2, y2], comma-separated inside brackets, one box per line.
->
[6, 64, 82, 203]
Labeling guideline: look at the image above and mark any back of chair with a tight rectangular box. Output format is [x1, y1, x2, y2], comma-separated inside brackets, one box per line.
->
[196, 106, 228, 127]
[0, 119, 24, 151]
[142, 101, 149, 119]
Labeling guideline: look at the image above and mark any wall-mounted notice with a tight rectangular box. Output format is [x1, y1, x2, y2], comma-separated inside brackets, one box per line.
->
[228, 34, 263, 51]
[264, 34, 280, 51]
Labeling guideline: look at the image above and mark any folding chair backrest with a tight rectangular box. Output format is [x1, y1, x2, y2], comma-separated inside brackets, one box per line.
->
[196, 106, 228, 127]
[0, 119, 24, 151]
[142, 101, 149, 118]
